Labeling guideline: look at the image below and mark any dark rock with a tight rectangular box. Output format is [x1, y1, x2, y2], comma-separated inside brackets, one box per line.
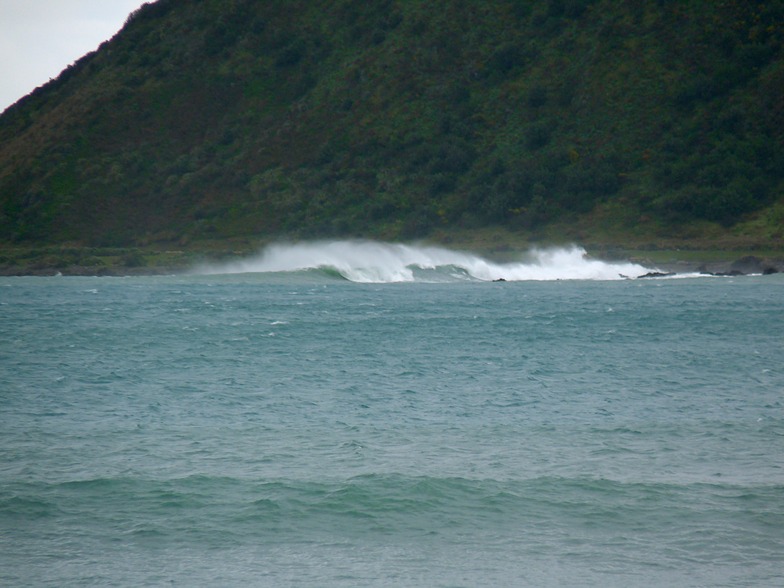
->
[730, 256, 764, 274]
[637, 271, 676, 279]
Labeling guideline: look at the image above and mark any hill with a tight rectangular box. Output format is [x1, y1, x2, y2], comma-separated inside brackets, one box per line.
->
[1, 0, 783, 264]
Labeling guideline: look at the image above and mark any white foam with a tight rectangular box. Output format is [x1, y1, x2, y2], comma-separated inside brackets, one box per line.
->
[196, 240, 653, 283]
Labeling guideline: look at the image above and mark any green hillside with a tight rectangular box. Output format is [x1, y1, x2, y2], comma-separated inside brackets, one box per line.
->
[1, 0, 783, 258]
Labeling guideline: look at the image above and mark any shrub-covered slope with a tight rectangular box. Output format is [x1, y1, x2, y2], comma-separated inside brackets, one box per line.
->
[1, 0, 782, 248]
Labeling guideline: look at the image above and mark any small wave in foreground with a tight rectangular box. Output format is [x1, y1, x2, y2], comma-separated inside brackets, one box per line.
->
[196, 240, 654, 283]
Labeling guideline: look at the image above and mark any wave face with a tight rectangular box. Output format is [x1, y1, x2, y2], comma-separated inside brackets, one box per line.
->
[198, 240, 652, 282]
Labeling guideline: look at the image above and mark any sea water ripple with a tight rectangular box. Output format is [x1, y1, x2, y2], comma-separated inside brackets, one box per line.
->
[1, 266, 783, 587]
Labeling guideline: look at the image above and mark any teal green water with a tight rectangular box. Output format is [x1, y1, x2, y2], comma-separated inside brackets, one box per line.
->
[2, 246, 783, 586]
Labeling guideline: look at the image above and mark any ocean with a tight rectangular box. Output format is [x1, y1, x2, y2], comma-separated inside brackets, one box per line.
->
[2, 242, 783, 587]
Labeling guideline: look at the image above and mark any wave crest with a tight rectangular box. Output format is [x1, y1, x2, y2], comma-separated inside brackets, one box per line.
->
[196, 240, 652, 283]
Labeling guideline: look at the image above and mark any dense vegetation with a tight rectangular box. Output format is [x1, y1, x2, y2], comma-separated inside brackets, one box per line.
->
[1, 0, 783, 251]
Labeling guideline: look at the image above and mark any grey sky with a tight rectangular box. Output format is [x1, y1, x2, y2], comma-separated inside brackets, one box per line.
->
[0, 0, 145, 112]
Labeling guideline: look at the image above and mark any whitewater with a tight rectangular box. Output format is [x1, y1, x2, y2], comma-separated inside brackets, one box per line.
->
[2, 241, 783, 587]
[197, 241, 654, 282]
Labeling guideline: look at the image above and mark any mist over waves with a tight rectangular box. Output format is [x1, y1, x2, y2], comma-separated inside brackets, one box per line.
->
[196, 240, 655, 283]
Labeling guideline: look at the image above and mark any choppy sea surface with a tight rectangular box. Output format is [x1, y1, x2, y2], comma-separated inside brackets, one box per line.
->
[2, 242, 783, 587]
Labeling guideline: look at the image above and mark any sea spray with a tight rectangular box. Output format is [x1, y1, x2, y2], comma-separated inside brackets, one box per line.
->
[196, 240, 653, 282]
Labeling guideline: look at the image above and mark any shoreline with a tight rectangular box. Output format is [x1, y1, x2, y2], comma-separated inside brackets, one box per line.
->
[1, 242, 782, 278]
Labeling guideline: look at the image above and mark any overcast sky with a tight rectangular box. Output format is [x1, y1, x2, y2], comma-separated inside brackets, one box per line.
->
[0, 0, 146, 112]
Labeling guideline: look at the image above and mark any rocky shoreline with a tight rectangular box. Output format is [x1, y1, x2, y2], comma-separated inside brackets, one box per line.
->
[0, 249, 782, 279]
[632, 255, 783, 278]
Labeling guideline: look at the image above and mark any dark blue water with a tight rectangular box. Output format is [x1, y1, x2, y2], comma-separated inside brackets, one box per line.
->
[2, 248, 783, 586]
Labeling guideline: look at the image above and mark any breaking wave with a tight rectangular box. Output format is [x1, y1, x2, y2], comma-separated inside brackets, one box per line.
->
[196, 240, 653, 283]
